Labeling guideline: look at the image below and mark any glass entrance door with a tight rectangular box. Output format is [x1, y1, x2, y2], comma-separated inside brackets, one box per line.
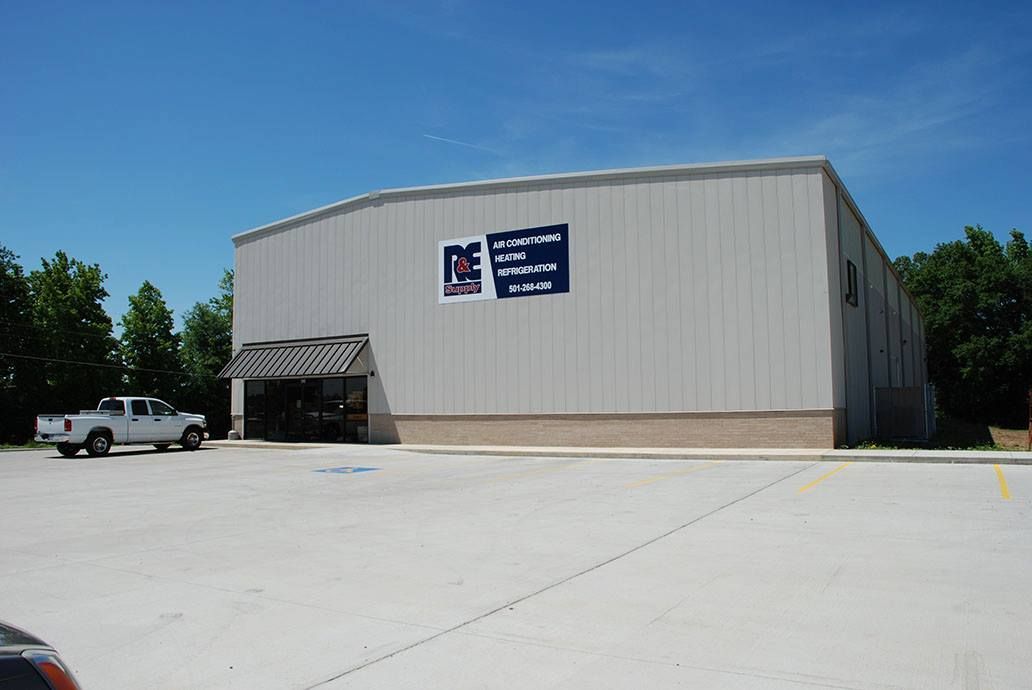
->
[285, 380, 321, 441]
[247, 376, 367, 443]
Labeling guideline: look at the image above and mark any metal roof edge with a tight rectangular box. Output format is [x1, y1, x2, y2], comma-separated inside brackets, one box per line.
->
[233, 192, 372, 243]
[818, 162, 922, 319]
[239, 333, 369, 348]
[231, 155, 829, 244]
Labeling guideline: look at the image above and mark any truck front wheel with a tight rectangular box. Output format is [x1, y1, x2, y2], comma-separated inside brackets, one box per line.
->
[85, 431, 112, 457]
[56, 443, 80, 457]
[181, 427, 203, 451]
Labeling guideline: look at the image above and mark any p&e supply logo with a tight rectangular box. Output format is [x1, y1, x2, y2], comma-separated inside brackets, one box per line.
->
[442, 241, 482, 296]
[438, 224, 569, 304]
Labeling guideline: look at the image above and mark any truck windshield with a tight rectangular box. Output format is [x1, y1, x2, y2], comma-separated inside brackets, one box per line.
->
[98, 399, 125, 415]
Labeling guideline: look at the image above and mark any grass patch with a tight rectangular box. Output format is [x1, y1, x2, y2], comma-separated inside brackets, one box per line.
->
[847, 416, 1029, 451]
[0, 441, 51, 451]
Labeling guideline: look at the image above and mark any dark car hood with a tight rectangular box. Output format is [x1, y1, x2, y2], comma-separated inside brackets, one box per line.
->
[0, 621, 48, 649]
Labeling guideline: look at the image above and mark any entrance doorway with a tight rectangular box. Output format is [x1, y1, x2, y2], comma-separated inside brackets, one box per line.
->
[244, 377, 368, 443]
[285, 380, 322, 441]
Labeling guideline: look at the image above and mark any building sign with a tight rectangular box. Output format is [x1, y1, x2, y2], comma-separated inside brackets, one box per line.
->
[439, 223, 570, 304]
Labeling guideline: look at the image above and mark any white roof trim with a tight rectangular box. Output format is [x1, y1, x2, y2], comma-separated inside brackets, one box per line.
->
[232, 155, 831, 243]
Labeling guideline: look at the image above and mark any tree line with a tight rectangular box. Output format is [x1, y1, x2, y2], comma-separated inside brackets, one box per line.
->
[894, 226, 1031, 429]
[0, 244, 232, 443]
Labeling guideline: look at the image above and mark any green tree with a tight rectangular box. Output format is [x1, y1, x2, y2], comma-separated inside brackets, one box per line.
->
[0, 245, 38, 442]
[27, 251, 121, 414]
[120, 281, 181, 399]
[894, 226, 1031, 426]
[180, 269, 233, 437]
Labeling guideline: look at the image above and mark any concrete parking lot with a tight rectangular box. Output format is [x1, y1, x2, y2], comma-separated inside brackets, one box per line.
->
[1, 445, 1029, 689]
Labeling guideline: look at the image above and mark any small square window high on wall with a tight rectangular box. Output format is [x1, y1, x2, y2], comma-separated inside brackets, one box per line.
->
[845, 260, 859, 306]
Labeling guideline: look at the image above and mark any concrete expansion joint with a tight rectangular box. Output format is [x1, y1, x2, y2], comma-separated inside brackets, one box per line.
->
[302, 462, 818, 688]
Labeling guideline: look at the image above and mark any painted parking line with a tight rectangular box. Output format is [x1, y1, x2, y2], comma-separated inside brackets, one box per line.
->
[994, 464, 1012, 500]
[478, 459, 594, 484]
[624, 461, 722, 489]
[798, 462, 852, 493]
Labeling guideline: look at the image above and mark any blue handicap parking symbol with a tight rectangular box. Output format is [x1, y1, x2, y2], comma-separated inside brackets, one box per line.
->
[314, 466, 379, 475]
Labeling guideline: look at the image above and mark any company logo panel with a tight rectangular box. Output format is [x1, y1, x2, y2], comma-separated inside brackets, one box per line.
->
[439, 224, 569, 305]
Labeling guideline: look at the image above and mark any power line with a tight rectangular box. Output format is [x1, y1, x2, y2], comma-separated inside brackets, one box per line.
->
[0, 318, 115, 341]
[0, 352, 219, 379]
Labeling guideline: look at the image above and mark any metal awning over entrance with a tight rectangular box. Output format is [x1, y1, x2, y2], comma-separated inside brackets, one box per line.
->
[218, 335, 368, 380]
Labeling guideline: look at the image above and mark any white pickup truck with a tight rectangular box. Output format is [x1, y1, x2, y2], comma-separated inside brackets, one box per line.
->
[35, 397, 208, 457]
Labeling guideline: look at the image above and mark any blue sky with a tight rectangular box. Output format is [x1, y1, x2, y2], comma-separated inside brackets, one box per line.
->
[2, 0, 1030, 327]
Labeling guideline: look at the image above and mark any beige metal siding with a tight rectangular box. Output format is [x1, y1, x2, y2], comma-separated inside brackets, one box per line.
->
[836, 192, 872, 442]
[901, 299, 914, 387]
[821, 173, 847, 411]
[886, 274, 903, 386]
[233, 167, 835, 417]
[828, 176, 927, 443]
[864, 235, 891, 390]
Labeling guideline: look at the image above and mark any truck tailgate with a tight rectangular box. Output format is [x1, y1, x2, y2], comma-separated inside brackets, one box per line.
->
[36, 415, 67, 436]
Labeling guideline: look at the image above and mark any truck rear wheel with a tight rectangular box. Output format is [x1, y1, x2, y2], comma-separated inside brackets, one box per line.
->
[56, 443, 80, 457]
[180, 427, 203, 451]
[85, 431, 112, 457]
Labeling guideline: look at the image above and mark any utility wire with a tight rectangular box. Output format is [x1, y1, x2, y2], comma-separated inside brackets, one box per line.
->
[0, 352, 219, 379]
[0, 318, 116, 341]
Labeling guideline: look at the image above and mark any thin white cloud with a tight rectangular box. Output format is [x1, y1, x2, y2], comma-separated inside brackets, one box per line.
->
[755, 44, 1032, 177]
[422, 134, 502, 156]
[569, 43, 704, 79]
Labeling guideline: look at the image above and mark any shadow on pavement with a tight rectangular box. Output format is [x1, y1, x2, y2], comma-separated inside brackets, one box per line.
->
[44, 446, 216, 460]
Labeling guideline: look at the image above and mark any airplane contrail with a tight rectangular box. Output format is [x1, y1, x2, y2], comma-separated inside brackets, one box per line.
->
[422, 134, 501, 156]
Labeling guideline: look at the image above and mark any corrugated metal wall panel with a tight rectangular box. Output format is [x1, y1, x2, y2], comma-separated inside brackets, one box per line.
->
[821, 174, 846, 411]
[886, 278, 902, 386]
[864, 236, 891, 390]
[825, 171, 927, 443]
[901, 300, 915, 387]
[745, 173, 772, 409]
[233, 167, 841, 416]
[837, 193, 872, 442]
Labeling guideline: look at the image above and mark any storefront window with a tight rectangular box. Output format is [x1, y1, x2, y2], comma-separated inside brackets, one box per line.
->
[345, 377, 368, 443]
[244, 376, 366, 443]
[321, 379, 345, 442]
[265, 380, 286, 441]
[244, 381, 265, 439]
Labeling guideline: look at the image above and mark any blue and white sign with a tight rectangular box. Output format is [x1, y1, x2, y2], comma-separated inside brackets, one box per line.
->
[439, 223, 570, 304]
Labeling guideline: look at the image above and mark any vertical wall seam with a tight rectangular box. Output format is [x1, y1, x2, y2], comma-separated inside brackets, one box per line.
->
[832, 180, 850, 444]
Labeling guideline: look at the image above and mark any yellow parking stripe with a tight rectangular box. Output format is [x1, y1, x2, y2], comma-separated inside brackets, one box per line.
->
[624, 461, 721, 489]
[798, 462, 852, 493]
[994, 464, 1012, 500]
[480, 459, 593, 484]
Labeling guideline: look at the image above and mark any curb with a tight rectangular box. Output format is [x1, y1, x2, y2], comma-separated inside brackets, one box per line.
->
[194, 441, 1032, 466]
[394, 447, 824, 463]
[393, 445, 1032, 466]
[825, 451, 1032, 465]
[206, 440, 337, 451]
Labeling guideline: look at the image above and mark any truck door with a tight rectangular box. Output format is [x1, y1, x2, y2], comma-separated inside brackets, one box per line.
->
[128, 399, 156, 442]
[147, 399, 183, 440]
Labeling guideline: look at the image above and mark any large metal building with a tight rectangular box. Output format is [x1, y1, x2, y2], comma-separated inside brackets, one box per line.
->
[221, 156, 928, 448]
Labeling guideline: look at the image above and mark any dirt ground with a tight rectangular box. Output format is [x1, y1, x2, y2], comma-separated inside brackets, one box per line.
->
[992, 425, 1032, 450]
